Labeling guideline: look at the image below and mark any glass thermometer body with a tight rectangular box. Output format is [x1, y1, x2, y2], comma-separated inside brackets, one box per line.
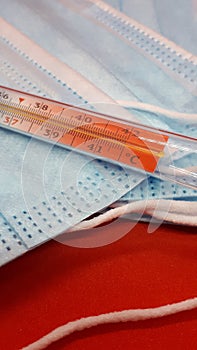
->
[0, 85, 196, 189]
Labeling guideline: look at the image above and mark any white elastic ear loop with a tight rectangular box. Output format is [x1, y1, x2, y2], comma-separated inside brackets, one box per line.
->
[116, 100, 197, 122]
[69, 199, 197, 231]
[21, 297, 197, 350]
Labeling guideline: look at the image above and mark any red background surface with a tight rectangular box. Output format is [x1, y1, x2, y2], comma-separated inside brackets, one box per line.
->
[0, 220, 197, 350]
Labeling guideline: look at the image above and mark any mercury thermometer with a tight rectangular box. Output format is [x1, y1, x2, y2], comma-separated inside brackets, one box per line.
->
[0, 85, 196, 189]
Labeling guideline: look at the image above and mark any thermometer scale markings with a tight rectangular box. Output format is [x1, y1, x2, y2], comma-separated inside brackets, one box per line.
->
[0, 86, 169, 173]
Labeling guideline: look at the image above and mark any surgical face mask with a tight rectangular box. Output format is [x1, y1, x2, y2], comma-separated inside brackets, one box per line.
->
[0, 2, 196, 266]
[0, 19, 147, 266]
[0, 125, 146, 265]
[108, 0, 197, 56]
[1, 0, 196, 137]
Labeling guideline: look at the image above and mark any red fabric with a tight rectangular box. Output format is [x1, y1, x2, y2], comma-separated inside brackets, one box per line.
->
[0, 221, 197, 350]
